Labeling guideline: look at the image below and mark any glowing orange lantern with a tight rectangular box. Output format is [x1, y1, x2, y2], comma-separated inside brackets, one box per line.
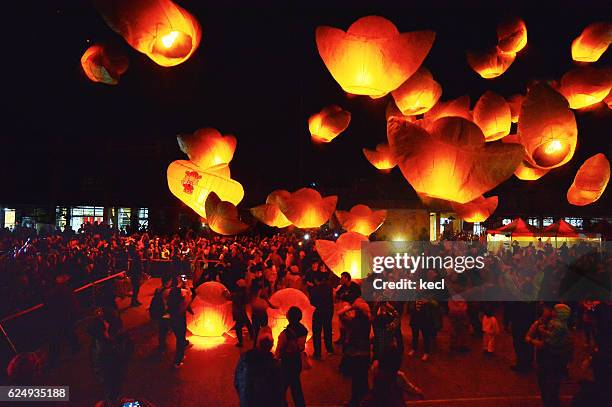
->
[335, 205, 387, 237]
[388, 116, 524, 204]
[518, 82, 577, 169]
[605, 90, 612, 109]
[250, 190, 292, 228]
[391, 67, 442, 115]
[571, 22, 612, 63]
[167, 160, 244, 218]
[204, 192, 248, 235]
[316, 16, 435, 96]
[451, 196, 498, 223]
[308, 105, 351, 143]
[362, 143, 397, 171]
[473, 91, 511, 141]
[267, 289, 314, 347]
[276, 188, 337, 229]
[316, 232, 369, 279]
[187, 282, 233, 337]
[567, 153, 610, 206]
[95, 0, 201, 67]
[467, 47, 516, 79]
[502, 134, 550, 180]
[558, 67, 612, 110]
[177, 129, 237, 170]
[420, 95, 472, 130]
[506, 94, 524, 123]
[80, 44, 128, 85]
[497, 18, 528, 54]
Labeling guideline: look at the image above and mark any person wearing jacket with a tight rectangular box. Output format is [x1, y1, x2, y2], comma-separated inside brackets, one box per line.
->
[275, 306, 308, 407]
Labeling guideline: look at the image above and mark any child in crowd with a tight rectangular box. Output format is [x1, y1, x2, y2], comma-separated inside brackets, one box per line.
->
[482, 308, 500, 355]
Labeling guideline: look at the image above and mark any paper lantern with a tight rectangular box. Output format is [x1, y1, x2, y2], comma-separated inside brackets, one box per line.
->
[250, 190, 292, 228]
[187, 282, 233, 337]
[502, 134, 550, 180]
[497, 18, 528, 54]
[518, 82, 577, 169]
[177, 129, 237, 170]
[567, 153, 610, 206]
[571, 22, 612, 63]
[421, 95, 472, 129]
[451, 196, 498, 223]
[605, 90, 612, 109]
[204, 192, 248, 235]
[362, 143, 397, 171]
[506, 94, 524, 123]
[167, 160, 244, 218]
[335, 205, 387, 236]
[80, 44, 128, 85]
[391, 67, 442, 115]
[267, 289, 314, 347]
[95, 0, 201, 67]
[308, 105, 351, 143]
[558, 67, 612, 110]
[473, 91, 511, 141]
[388, 116, 524, 204]
[467, 47, 515, 79]
[315, 15, 435, 96]
[276, 188, 337, 229]
[315, 232, 369, 279]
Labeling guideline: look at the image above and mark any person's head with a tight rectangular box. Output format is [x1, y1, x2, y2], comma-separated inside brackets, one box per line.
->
[340, 272, 351, 285]
[286, 306, 302, 324]
[161, 274, 172, 288]
[256, 326, 274, 352]
[540, 303, 553, 320]
[553, 303, 571, 321]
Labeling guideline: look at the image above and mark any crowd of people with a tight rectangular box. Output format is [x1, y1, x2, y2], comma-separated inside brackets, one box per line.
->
[1, 222, 611, 407]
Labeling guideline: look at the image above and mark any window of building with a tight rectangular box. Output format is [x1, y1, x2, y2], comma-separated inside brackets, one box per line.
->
[70, 206, 104, 231]
[429, 212, 437, 241]
[542, 217, 554, 227]
[527, 217, 540, 228]
[564, 217, 583, 228]
[137, 208, 149, 228]
[473, 222, 482, 235]
[55, 207, 68, 228]
[502, 218, 512, 225]
[4, 209, 16, 230]
[118, 208, 131, 231]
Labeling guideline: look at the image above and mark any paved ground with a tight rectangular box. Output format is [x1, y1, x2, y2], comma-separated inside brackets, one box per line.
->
[27, 278, 587, 406]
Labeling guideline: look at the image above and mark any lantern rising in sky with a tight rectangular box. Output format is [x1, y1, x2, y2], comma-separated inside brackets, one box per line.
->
[391, 67, 442, 115]
[94, 0, 201, 67]
[506, 94, 524, 123]
[497, 18, 528, 54]
[567, 153, 610, 206]
[276, 188, 337, 229]
[467, 47, 516, 79]
[362, 143, 397, 171]
[571, 22, 612, 63]
[316, 232, 369, 279]
[473, 91, 511, 141]
[388, 116, 524, 204]
[187, 282, 233, 337]
[80, 44, 128, 85]
[420, 95, 472, 130]
[558, 66, 612, 110]
[177, 129, 237, 170]
[518, 82, 577, 169]
[451, 196, 498, 223]
[250, 190, 292, 228]
[316, 15, 435, 96]
[335, 204, 387, 237]
[308, 105, 351, 143]
[204, 192, 248, 235]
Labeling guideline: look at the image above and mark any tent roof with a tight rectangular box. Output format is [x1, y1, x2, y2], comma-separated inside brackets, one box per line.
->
[487, 217, 539, 236]
[541, 219, 581, 237]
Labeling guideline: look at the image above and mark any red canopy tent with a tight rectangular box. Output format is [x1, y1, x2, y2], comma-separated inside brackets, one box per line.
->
[487, 217, 539, 237]
[541, 219, 581, 237]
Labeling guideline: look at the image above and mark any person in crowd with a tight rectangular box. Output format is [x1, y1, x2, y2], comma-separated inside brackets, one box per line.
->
[336, 272, 361, 304]
[234, 326, 283, 407]
[372, 302, 403, 362]
[361, 341, 406, 407]
[149, 275, 172, 354]
[408, 299, 434, 361]
[310, 272, 334, 360]
[164, 276, 193, 368]
[482, 307, 501, 355]
[276, 306, 308, 407]
[231, 279, 253, 347]
[127, 247, 143, 307]
[45, 273, 80, 367]
[508, 300, 536, 372]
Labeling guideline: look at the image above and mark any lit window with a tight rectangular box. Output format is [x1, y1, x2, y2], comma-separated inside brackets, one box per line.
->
[527, 217, 540, 227]
[543, 217, 554, 227]
[502, 218, 512, 225]
[118, 208, 132, 230]
[55, 207, 68, 228]
[4, 208, 16, 230]
[564, 217, 583, 228]
[70, 206, 104, 231]
[473, 222, 482, 235]
[138, 208, 149, 228]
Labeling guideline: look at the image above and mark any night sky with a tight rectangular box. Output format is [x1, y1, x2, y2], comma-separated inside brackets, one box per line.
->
[4, 0, 611, 217]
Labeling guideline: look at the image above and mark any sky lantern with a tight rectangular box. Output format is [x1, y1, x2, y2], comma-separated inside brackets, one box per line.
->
[518, 82, 577, 169]
[187, 282, 233, 337]
[567, 153, 610, 206]
[497, 18, 528, 54]
[315, 232, 369, 279]
[308, 105, 351, 143]
[558, 66, 612, 110]
[467, 47, 516, 79]
[204, 192, 248, 235]
[421, 95, 472, 127]
[94, 0, 201, 67]
[451, 196, 498, 223]
[506, 94, 524, 123]
[571, 22, 612, 63]
[276, 188, 337, 229]
[80, 44, 128, 85]
[250, 190, 292, 228]
[335, 204, 387, 236]
[473, 91, 511, 141]
[267, 289, 314, 348]
[388, 116, 524, 204]
[391, 67, 442, 115]
[315, 15, 435, 96]
[167, 160, 244, 218]
[605, 90, 612, 109]
[362, 143, 397, 171]
[502, 134, 550, 180]
[177, 128, 237, 171]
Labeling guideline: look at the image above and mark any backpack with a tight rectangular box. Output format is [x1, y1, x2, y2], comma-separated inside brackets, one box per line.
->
[149, 288, 166, 319]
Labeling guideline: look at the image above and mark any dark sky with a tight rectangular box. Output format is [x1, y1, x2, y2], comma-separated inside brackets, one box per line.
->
[3, 0, 611, 217]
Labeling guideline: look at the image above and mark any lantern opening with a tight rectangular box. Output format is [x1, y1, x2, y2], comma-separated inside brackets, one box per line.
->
[532, 140, 571, 168]
[152, 30, 193, 59]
